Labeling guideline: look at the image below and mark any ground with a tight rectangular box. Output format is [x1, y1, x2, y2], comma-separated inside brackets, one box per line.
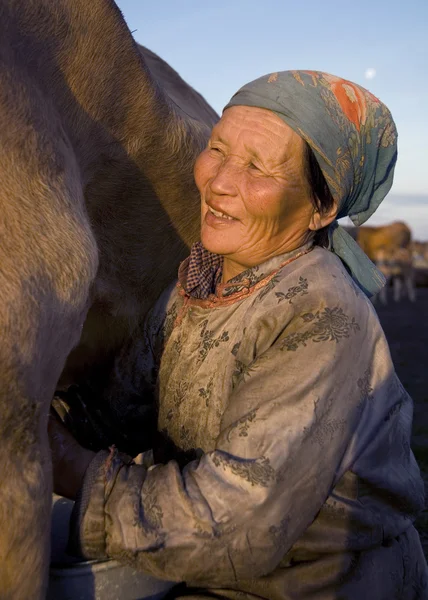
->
[374, 286, 428, 558]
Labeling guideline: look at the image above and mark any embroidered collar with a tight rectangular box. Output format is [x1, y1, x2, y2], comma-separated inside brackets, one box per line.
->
[179, 241, 314, 301]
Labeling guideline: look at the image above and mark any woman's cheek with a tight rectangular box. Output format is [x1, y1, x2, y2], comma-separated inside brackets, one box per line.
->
[242, 182, 277, 219]
[194, 150, 213, 192]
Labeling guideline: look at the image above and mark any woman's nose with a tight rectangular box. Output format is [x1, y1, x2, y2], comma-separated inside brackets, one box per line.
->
[209, 158, 238, 196]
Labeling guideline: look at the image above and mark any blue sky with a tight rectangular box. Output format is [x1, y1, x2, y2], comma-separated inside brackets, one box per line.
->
[116, 0, 428, 239]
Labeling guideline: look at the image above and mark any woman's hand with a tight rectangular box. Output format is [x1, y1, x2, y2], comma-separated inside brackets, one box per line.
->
[48, 412, 96, 500]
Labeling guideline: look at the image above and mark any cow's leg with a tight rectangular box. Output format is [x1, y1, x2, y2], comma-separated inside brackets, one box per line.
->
[406, 274, 416, 302]
[393, 277, 402, 302]
[0, 150, 98, 598]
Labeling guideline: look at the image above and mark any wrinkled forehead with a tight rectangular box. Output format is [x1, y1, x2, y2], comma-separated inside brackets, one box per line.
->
[213, 105, 305, 163]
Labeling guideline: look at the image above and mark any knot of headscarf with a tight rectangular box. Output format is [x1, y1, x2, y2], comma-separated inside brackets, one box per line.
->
[224, 70, 398, 297]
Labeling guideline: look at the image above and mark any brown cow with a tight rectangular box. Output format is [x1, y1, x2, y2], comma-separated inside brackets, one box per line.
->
[353, 222, 414, 304]
[390, 246, 416, 302]
[0, 1, 218, 597]
[411, 240, 428, 265]
[356, 221, 412, 260]
[372, 246, 416, 304]
[343, 222, 414, 303]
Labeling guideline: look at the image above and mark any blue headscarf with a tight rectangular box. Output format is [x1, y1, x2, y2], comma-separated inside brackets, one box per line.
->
[224, 70, 398, 297]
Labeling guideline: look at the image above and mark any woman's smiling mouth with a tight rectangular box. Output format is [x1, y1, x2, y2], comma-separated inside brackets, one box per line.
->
[208, 206, 235, 221]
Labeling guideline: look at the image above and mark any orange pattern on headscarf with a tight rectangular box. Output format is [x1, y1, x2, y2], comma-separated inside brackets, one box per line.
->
[301, 71, 380, 133]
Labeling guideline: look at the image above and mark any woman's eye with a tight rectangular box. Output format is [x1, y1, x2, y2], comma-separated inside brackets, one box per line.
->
[209, 146, 223, 155]
[208, 140, 220, 151]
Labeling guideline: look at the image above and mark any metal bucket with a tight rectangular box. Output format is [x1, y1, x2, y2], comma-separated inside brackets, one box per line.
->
[47, 495, 177, 600]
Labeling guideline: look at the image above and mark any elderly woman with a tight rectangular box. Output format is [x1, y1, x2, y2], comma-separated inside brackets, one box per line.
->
[49, 71, 427, 599]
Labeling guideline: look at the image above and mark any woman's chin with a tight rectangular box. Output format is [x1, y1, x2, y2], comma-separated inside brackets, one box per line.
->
[200, 231, 237, 257]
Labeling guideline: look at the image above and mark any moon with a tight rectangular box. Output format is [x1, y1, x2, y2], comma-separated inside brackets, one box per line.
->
[365, 68, 376, 80]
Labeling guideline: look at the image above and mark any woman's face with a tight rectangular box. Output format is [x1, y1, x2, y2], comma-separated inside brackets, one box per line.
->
[194, 106, 316, 280]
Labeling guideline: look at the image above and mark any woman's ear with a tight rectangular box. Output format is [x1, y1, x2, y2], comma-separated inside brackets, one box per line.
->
[308, 202, 338, 231]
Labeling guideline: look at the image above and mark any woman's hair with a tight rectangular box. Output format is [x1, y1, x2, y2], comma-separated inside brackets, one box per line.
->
[303, 142, 336, 247]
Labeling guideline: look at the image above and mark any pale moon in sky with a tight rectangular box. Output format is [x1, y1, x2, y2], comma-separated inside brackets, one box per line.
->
[365, 68, 376, 80]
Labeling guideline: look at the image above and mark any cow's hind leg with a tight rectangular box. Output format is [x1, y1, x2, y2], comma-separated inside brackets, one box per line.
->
[0, 143, 98, 598]
[406, 274, 416, 302]
[393, 277, 402, 302]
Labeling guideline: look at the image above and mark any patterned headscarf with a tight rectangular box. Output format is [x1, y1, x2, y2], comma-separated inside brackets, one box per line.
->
[224, 71, 398, 297]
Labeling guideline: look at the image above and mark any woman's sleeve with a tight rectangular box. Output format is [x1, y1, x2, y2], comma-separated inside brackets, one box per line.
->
[70, 302, 373, 585]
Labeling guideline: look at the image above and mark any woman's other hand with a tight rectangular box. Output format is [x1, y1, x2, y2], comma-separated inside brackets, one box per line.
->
[48, 412, 96, 500]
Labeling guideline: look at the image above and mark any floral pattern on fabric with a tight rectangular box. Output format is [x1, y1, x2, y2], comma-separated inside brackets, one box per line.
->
[198, 377, 214, 408]
[162, 300, 178, 342]
[212, 453, 276, 488]
[231, 359, 257, 389]
[357, 368, 374, 409]
[280, 306, 360, 351]
[141, 476, 164, 531]
[226, 408, 259, 442]
[165, 380, 191, 422]
[72, 245, 427, 599]
[275, 276, 309, 304]
[302, 397, 347, 447]
[197, 320, 230, 363]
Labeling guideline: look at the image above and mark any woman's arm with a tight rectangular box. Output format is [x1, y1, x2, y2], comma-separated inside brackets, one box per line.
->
[67, 301, 379, 585]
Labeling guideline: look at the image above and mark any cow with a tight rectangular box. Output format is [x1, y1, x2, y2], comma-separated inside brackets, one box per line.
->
[410, 241, 428, 286]
[0, 1, 218, 597]
[343, 222, 415, 304]
[411, 240, 428, 266]
[356, 221, 412, 259]
[389, 246, 416, 302]
[351, 222, 414, 304]
[372, 246, 416, 305]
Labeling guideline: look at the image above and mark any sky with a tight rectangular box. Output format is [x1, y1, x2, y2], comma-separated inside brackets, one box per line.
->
[116, 0, 428, 239]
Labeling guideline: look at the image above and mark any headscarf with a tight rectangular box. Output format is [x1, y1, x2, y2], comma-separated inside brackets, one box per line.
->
[224, 70, 398, 297]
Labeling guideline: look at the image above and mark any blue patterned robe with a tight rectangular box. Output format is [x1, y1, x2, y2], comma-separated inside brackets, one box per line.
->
[70, 242, 427, 599]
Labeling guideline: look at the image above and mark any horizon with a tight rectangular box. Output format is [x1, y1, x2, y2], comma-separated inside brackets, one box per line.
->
[357, 193, 428, 241]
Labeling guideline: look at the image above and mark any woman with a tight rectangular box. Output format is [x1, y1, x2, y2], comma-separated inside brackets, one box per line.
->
[49, 71, 427, 599]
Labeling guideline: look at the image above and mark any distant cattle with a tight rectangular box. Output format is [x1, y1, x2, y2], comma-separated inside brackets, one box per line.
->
[356, 222, 412, 261]
[411, 241, 428, 286]
[373, 246, 416, 304]
[411, 240, 428, 265]
[344, 222, 416, 303]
